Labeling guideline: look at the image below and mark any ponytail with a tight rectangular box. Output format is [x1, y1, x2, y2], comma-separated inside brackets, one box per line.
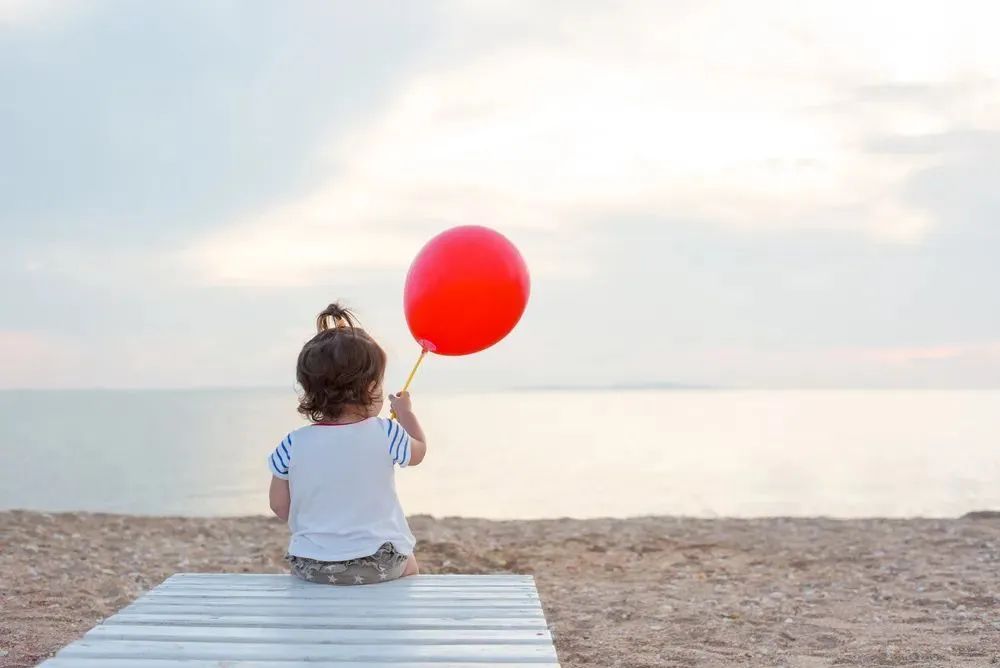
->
[316, 302, 358, 333]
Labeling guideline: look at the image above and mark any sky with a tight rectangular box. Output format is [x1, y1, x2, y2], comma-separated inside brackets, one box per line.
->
[2, 0, 1000, 390]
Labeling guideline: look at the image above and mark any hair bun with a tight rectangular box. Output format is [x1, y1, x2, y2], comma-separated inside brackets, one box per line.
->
[316, 302, 358, 332]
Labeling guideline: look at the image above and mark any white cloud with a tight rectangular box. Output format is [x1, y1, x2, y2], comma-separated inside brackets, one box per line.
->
[854, 343, 1000, 365]
[0, 0, 79, 28]
[0, 330, 82, 388]
[181, 1, 1000, 285]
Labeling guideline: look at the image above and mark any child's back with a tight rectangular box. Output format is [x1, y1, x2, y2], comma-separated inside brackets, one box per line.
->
[272, 418, 414, 561]
[267, 303, 427, 584]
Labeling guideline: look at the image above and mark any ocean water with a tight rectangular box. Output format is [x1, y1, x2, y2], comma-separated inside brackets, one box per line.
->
[1, 389, 998, 519]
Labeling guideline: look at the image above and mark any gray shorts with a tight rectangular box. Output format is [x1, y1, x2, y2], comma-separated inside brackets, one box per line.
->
[286, 542, 409, 585]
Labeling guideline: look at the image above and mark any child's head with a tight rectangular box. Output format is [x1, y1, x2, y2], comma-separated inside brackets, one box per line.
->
[296, 303, 386, 422]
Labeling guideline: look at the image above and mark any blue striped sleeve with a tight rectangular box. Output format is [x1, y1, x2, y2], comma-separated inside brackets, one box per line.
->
[267, 434, 292, 479]
[377, 418, 413, 467]
[391, 426, 411, 467]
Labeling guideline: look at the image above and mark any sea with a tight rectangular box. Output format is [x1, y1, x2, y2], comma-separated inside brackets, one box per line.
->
[1, 389, 997, 519]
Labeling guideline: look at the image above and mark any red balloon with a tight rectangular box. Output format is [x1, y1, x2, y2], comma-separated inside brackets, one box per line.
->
[404, 226, 530, 356]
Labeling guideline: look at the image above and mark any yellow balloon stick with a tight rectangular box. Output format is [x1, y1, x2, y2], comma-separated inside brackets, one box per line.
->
[389, 348, 428, 420]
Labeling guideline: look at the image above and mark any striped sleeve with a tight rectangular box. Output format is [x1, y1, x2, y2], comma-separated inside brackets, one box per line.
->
[268, 433, 293, 479]
[380, 418, 412, 467]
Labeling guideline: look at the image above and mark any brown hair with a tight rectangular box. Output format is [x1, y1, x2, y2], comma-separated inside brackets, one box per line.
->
[296, 303, 386, 422]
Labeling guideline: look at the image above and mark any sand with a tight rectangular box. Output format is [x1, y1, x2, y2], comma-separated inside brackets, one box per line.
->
[1, 511, 998, 668]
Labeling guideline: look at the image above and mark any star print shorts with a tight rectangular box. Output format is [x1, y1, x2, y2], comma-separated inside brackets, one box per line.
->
[286, 542, 410, 585]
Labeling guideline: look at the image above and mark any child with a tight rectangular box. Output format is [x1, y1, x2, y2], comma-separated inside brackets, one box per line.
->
[267, 303, 427, 585]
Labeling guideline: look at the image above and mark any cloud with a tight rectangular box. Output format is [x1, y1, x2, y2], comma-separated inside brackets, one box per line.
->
[0, 0, 73, 28]
[181, 1, 1000, 286]
[4, 1, 1000, 389]
[0, 330, 82, 388]
[0, 1, 435, 248]
[856, 343, 1000, 365]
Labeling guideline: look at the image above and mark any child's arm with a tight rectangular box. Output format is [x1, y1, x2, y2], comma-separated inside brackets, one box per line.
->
[267, 434, 293, 520]
[269, 476, 290, 521]
[389, 392, 427, 466]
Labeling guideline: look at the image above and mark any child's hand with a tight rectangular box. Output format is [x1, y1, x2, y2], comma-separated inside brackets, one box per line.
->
[388, 391, 427, 465]
[388, 391, 414, 416]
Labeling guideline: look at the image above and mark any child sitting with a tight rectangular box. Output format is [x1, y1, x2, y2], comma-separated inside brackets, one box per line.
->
[267, 302, 427, 584]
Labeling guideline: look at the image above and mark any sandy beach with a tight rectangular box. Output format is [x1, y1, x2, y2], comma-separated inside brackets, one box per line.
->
[1, 511, 998, 667]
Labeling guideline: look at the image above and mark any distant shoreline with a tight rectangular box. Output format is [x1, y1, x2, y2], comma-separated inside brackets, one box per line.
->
[3, 385, 999, 393]
[510, 382, 720, 392]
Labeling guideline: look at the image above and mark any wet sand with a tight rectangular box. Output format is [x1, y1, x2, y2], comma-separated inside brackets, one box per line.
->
[1, 511, 998, 667]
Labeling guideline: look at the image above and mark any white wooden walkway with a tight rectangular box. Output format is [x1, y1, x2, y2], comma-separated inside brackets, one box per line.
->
[39, 573, 559, 667]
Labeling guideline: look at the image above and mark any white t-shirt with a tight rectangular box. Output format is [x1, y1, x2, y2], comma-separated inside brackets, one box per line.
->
[267, 417, 416, 561]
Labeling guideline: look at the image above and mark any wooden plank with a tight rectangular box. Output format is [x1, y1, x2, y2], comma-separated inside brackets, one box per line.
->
[150, 593, 543, 604]
[122, 602, 544, 618]
[155, 582, 539, 593]
[85, 625, 551, 645]
[41, 659, 560, 668]
[146, 588, 539, 600]
[153, 585, 538, 596]
[169, 573, 534, 583]
[106, 612, 548, 630]
[57, 639, 559, 662]
[163, 573, 535, 589]
[141, 596, 538, 610]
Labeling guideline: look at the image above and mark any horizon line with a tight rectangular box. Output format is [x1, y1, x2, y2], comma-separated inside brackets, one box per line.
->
[2, 384, 1000, 393]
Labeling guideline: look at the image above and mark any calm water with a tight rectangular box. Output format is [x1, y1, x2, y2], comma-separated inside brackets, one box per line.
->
[2, 389, 998, 518]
